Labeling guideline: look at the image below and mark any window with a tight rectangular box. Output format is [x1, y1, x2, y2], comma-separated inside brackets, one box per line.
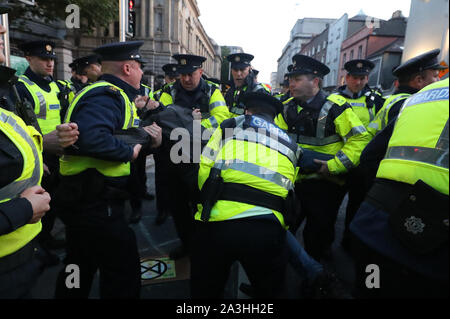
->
[342, 53, 347, 68]
[317, 44, 321, 53]
[323, 40, 327, 48]
[350, 50, 354, 60]
[358, 45, 363, 59]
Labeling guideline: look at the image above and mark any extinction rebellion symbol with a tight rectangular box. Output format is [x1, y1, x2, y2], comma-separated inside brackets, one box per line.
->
[141, 259, 168, 280]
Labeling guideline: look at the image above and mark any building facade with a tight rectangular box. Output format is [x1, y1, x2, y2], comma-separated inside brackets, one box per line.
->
[337, 13, 407, 88]
[276, 18, 336, 89]
[66, 0, 221, 84]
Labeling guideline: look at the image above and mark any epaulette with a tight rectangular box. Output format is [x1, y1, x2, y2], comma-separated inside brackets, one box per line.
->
[105, 85, 122, 96]
[327, 94, 347, 106]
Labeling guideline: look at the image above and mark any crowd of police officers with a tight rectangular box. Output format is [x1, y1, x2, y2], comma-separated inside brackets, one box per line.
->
[0, 3, 448, 299]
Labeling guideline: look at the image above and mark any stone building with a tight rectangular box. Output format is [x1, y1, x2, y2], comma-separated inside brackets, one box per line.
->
[66, 0, 221, 84]
[276, 17, 336, 89]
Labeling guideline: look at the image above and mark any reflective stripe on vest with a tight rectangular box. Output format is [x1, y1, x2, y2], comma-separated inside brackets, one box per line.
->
[369, 94, 410, 131]
[0, 113, 42, 199]
[214, 160, 294, 191]
[377, 79, 449, 195]
[0, 109, 43, 258]
[19, 75, 61, 135]
[60, 81, 137, 177]
[224, 129, 299, 166]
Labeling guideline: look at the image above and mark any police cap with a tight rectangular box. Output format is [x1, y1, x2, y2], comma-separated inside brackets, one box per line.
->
[172, 54, 206, 74]
[162, 63, 179, 77]
[73, 54, 101, 74]
[344, 59, 375, 76]
[393, 49, 447, 77]
[226, 53, 254, 69]
[18, 40, 57, 60]
[94, 41, 147, 64]
[241, 91, 283, 115]
[281, 73, 290, 87]
[288, 54, 330, 78]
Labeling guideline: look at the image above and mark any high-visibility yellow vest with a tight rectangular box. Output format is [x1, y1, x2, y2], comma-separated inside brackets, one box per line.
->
[275, 94, 370, 176]
[329, 93, 376, 128]
[59, 81, 139, 177]
[228, 82, 272, 117]
[0, 109, 43, 258]
[18, 75, 61, 135]
[57, 79, 78, 104]
[195, 115, 300, 227]
[159, 80, 230, 130]
[367, 93, 410, 136]
[141, 84, 155, 100]
[377, 78, 449, 195]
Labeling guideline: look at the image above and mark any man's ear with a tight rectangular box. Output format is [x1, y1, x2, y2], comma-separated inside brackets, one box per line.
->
[122, 63, 132, 76]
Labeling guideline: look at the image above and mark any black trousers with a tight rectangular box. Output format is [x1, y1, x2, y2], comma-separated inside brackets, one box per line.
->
[128, 153, 147, 211]
[190, 217, 288, 299]
[0, 241, 46, 299]
[343, 168, 368, 241]
[167, 163, 199, 251]
[296, 179, 347, 261]
[351, 236, 449, 299]
[154, 150, 171, 215]
[55, 200, 141, 299]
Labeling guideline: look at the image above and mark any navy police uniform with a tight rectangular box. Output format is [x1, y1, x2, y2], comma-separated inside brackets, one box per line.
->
[54, 41, 148, 299]
[15, 41, 68, 257]
[0, 65, 47, 299]
[357, 49, 448, 199]
[333, 59, 386, 248]
[224, 53, 272, 116]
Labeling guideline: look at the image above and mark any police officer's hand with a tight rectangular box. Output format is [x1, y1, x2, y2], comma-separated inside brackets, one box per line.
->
[20, 186, 51, 224]
[192, 109, 202, 120]
[56, 123, 79, 148]
[314, 159, 330, 176]
[135, 96, 160, 111]
[132, 144, 142, 161]
[143, 123, 162, 148]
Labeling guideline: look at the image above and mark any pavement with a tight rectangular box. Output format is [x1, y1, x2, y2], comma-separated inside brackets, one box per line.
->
[31, 155, 356, 299]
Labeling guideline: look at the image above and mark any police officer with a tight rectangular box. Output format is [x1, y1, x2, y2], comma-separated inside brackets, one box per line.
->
[275, 54, 371, 261]
[16, 40, 71, 260]
[274, 72, 291, 103]
[368, 49, 446, 137]
[225, 53, 272, 117]
[358, 49, 447, 204]
[76, 54, 102, 83]
[149, 63, 180, 225]
[159, 54, 229, 130]
[152, 63, 180, 101]
[332, 59, 384, 127]
[330, 59, 385, 249]
[54, 41, 162, 299]
[157, 54, 229, 259]
[191, 92, 298, 298]
[0, 11, 77, 298]
[350, 78, 449, 298]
